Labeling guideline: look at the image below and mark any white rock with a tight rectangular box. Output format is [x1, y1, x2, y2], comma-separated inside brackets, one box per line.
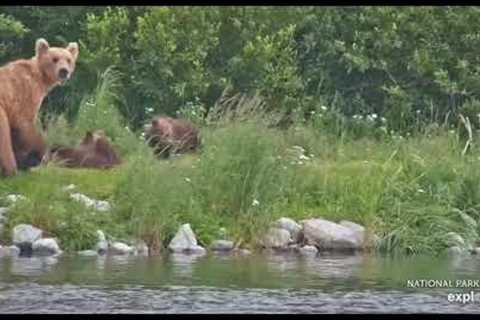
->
[339, 220, 366, 243]
[97, 230, 106, 242]
[9, 245, 20, 256]
[299, 245, 318, 255]
[110, 242, 134, 255]
[70, 193, 95, 207]
[94, 201, 111, 212]
[188, 245, 207, 255]
[62, 184, 76, 192]
[234, 248, 251, 256]
[78, 250, 98, 256]
[12, 224, 43, 246]
[287, 244, 300, 252]
[445, 232, 465, 247]
[447, 246, 465, 256]
[274, 217, 301, 242]
[262, 227, 292, 249]
[302, 218, 362, 251]
[0, 245, 20, 257]
[0, 207, 9, 218]
[32, 238, 62, 256]
[168, 223, 206, 254]
[6, 194, 26, 203]
[70, 193, 111, 212]
[210, 240, 234, 251]
[6, 194, 26, 204]
[133, 240, 149, 256]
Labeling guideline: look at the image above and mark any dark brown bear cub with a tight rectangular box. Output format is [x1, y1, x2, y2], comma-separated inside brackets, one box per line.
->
[144, 116, 201, 158]
[46, 130, 121, 169]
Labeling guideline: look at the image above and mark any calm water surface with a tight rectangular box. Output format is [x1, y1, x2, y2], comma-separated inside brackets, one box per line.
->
[1, 251, 480, 313]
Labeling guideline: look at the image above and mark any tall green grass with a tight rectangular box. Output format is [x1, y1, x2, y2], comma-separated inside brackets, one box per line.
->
[1, 72, 479, 256]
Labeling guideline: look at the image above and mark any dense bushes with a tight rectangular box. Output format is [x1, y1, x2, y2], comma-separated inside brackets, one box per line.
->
[2, 6, 480, 134]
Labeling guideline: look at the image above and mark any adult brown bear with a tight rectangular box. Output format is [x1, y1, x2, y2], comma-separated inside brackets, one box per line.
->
[144, 116, 201, 158]
[0, 38, 79, 176]
[45, 131, 121, 169]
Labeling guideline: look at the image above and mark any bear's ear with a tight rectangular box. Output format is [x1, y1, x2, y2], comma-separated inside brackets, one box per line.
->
[66, 42, 79, 60]
[35, 38, 49, 57]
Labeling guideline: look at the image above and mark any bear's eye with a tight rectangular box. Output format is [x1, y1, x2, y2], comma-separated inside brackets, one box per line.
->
[67, 58, 71, 64]
[52, 57, 59, 64]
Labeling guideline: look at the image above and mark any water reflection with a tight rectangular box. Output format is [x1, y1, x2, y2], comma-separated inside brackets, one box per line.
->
[0, 252, 479, 313]
[8, 256, 59, 277]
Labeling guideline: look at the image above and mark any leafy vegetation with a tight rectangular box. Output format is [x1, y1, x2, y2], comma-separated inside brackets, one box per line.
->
[1, 7, 480, 255]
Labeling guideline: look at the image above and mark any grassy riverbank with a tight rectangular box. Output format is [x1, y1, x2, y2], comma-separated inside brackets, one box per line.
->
[1, 118, 479, 255]
[1, 69, 479, 256]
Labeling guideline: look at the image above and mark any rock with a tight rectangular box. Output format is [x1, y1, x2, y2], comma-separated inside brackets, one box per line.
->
[447, 246, 465, 256]
[0, 245, 20, 257]
[62, 184, 76, 192]
[274, 217, 301, 242]
[110, 242, 134, 255]
[95, 241, 108, 255]
[302, 218, 362, 251]
[445, 232, 465, 247]
[473, 247, 480, 255]
[12, 224, 43, 254]
[210, 240, 234, 251]
[339, 220, 365, 242]
[168, 224, 206, 254]
[95, 230, 108, 254]
[0, 207, 9, 222]
[262, 227, 291, 249]
[94, 201, 111, 212]
[287, 243, 300, 252]
[133, 240, 149, 256]
[97, 230, 106, 242]
[299, 245, 318, 256]
[78, 250, 98, 257]
[70, 193, 111, 212]
[32, 238, 62, 256]
[9, 245, 20, 257]
[234, 248, 252, 256]
[6, 194, 26, 204]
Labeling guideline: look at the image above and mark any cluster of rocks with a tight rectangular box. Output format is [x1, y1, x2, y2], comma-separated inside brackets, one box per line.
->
[0, 223, 62, 258]
[4, 190, 480, 259]
[167, 223, 247, 256]
[260, 217, 379, 255]
[64, 185, 112, 213]
[77, 230, 149, 257]
[446, 232, 480, 257]
[165, 217, 379, 257]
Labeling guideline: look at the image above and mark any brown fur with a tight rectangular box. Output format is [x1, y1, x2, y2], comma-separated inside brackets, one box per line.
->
[11, 126, 47, 171]
[144, 116, 201, 158]
[45, 131, 121, 169]
[0, 38, 79, 176]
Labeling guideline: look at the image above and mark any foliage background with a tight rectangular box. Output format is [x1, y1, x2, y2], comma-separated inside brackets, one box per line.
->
[3, 6, 480, 134]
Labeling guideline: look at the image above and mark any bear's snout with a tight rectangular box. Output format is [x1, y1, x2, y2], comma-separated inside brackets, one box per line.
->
[58, 68, 69, 81]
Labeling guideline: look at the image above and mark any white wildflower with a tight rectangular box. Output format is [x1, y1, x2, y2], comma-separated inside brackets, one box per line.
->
[252, 199, 260, 207]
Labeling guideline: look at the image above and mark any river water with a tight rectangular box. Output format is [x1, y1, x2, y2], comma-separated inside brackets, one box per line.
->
[1, 251, 480, 313]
